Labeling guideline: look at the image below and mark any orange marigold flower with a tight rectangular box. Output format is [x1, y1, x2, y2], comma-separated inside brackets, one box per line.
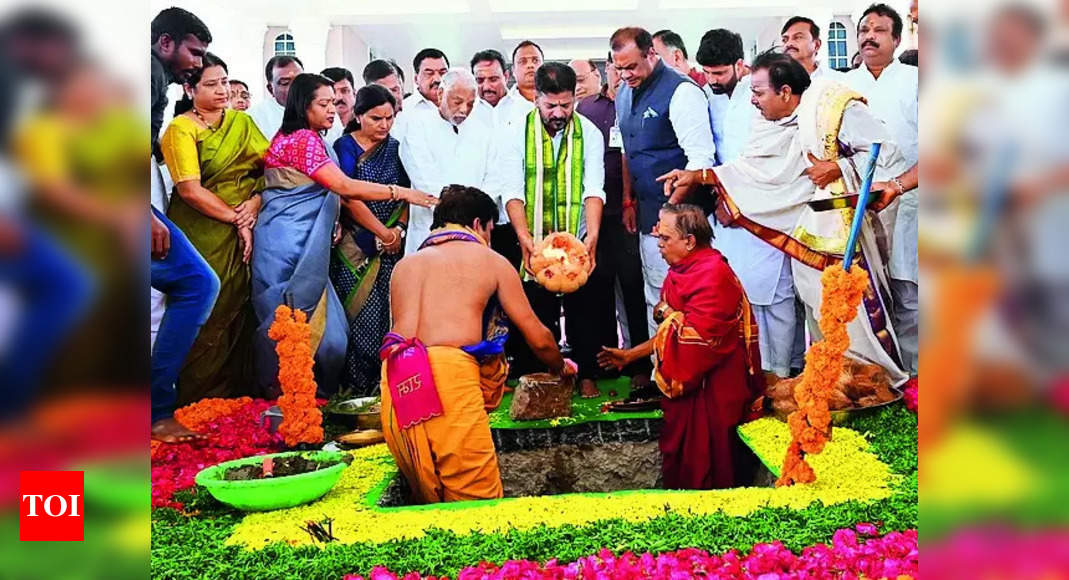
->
[174, 397, 253, 431]
[268, 305, 324, 447]
[777, 265, 868, 487]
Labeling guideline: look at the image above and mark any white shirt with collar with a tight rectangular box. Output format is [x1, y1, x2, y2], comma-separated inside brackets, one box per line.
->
[710, 75, 758, 165]
[844, 59, 918, 166]
[248, 97, 285, 142]
[492, 111, 605, 240]
[844, 59, 919, 283]
[664, 75, 718, 170]
[492, 86, 536, 132]
[392, 91, 438, 144]
[811, 62, 845, 80]
[399, 106, 496, 254]
[470, 97, 497, 127]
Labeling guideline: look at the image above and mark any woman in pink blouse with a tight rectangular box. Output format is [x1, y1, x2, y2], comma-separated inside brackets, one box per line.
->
[251, 73, 437, 397]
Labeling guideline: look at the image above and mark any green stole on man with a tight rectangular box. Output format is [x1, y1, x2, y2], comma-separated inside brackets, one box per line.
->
[523, 109, 584, 242]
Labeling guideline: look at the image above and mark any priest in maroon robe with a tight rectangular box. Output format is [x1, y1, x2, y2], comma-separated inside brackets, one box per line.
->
[599, 204, 764, 489]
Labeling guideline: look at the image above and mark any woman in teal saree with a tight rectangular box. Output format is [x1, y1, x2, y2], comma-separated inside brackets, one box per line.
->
[330, 85, 409, 396]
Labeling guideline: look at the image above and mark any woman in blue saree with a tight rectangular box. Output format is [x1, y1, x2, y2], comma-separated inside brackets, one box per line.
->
[252, 73, 437, 398]
[329, 85, 409, 396]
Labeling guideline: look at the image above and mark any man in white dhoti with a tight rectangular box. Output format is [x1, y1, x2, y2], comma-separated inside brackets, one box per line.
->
[659, 51, 910, 385]
[844, 3, 920, 374]
[696, 29, 796, 378]
[399, 68, 495, 254]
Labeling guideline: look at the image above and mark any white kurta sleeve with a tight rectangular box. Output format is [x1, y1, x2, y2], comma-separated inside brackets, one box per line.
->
[834, 102, 908, 185]
[399, 117, 450, 197]
[580, 116, 606, 201]
[668, 82, 717, 170]
[492, 122, 527, 206]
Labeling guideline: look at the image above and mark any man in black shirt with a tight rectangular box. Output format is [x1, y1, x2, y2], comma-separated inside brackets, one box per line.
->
[149, 7, 219, 443]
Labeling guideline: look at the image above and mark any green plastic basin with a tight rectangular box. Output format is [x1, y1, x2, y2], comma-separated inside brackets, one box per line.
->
[194, 451, 348, 511]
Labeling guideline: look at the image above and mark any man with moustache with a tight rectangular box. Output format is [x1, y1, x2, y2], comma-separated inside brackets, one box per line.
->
[696, 29, 797, 379]
[844, 3, 919, 374]
[321, 67, 356, 145]
[150, 7, 219, 442]
[363, 59, 405, 111]
[494, 62, 611, 398]
[494, 40, 543, 130]
[611, 26, 716, 339]
[248, 54, 303, 140]
[471, 49, 510, 108]
[394, 48, 450, 141]
[780, 16, 843, 79]
[469, 48, 524, 269]
[659, 51, 911, 385]
[400, 68, 495, 254]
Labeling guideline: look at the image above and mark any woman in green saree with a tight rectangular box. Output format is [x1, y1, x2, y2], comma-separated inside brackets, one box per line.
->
[160, 53, 268, 404]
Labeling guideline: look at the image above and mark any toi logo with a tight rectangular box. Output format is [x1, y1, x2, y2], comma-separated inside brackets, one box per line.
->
[19, 471, 84, 541]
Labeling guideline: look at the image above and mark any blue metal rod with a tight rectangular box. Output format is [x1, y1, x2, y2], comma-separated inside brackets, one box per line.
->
[842, 142, 882, 270]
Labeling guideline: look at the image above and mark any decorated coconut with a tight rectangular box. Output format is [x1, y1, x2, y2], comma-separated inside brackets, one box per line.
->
[530, 232, 590, 294]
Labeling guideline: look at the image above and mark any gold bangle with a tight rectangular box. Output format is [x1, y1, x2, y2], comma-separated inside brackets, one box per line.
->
[701, 168, 707, 184]
[388, 184, 397, 201]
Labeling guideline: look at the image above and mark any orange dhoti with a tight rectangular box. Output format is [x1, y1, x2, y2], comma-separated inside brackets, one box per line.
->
[380, 346, 504, 503]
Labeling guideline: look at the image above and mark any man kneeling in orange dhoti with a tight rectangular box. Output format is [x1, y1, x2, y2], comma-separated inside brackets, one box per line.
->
[380, 185, 575, 503]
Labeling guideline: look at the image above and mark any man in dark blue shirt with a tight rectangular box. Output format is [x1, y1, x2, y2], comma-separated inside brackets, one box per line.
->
[149, 7, 219, 443]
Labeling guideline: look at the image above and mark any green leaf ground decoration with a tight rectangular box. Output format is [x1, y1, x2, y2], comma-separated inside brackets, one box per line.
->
[152, 400, 919, 579]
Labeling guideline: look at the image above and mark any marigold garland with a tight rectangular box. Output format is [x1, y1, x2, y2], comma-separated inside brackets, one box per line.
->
[777, 265, 868, 487]
[151, 398, 282, 509]
[174, 397, 254, 431]
[268, 304, 324, 447]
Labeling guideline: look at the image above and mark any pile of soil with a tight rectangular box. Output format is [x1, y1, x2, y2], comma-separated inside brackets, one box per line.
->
[222, 455, 350, 480]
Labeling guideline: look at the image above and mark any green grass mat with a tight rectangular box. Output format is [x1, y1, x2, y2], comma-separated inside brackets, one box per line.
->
[488, 377, 662, 429]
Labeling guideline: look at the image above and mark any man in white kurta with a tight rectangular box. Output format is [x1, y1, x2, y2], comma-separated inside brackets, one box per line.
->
[844, 3, 920, 374]
[494, 62, 608, 397]
[400, 68, 495, 254]
[780, 16, 845, 81]
[698, 29, 798, 377]
[393, 49, 450, 144]
[714, 86, 799, 377]
[248, 56, 303, 142]
[492, 41, 543, 131]
[661, 53, 909, 385]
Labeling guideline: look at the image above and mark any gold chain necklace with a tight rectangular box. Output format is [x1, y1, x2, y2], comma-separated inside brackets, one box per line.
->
[192, 107, 224, 132]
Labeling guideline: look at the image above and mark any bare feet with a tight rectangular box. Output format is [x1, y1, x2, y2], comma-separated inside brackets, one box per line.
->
[630, 372, 652, 390]
[151, 418, 207, 444]
[579, 379, 601, 399]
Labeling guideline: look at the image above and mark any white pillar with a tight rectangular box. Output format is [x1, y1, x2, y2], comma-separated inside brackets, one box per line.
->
[289, 17, 331, 75]
[326, 25, 345, 68]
